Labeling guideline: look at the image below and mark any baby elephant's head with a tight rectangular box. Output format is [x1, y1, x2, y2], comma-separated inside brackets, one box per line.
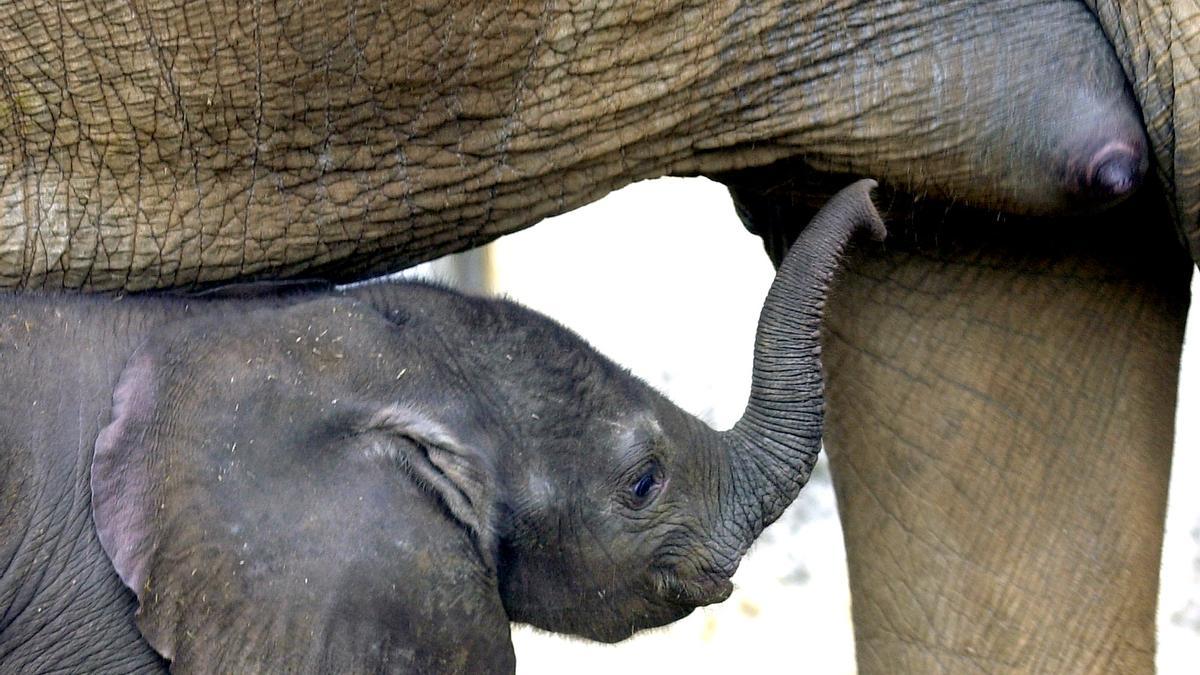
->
[488, 346, 745, 641]
[91, 181, 883, 666]
[484, 179, 885, 641]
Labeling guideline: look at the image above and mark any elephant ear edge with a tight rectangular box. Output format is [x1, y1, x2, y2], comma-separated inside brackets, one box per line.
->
[92, 347, 164, 599]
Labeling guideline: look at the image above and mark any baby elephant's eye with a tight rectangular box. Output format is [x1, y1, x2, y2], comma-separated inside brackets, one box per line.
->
[629, 464, 663, 508]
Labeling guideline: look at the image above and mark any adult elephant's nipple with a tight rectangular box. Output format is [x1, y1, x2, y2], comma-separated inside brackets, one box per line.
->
[1072, 139, 1148, 205]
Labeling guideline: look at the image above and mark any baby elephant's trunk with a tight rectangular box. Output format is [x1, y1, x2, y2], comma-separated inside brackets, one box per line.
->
[717, 178, 884, 565]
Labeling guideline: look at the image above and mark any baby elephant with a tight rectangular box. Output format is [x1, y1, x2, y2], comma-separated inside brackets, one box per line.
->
[0, 180, 883, 673]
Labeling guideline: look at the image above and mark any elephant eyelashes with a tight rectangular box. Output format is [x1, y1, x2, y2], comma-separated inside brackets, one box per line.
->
[628, 462, 664, 508]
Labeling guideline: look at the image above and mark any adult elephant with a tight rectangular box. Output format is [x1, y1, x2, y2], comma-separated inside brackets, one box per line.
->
[0, 1, 1195, 674]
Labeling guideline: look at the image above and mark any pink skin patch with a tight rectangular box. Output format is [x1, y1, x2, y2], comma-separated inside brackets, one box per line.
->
[1083, 140, 1145, 200]
[91, 350, 160, 596]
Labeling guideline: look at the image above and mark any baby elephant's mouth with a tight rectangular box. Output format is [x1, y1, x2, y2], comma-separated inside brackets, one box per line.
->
[657, 567, 735, 608]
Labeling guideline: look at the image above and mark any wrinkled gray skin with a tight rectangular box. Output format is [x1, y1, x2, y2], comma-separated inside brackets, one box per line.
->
[2, 0, 1197, 672]
[0, 184, 881, 672]
[0, 0, 1160, 290]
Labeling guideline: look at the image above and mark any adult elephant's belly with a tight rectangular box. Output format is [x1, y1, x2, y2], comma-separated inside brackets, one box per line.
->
[0, 0, 1147, 291]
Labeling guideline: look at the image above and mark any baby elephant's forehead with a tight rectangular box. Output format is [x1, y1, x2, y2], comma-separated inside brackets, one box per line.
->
[609, 414, 663, 445]
[515, 415, 657, 505]
[588, 413, 667, 469]
[524, 411, 662, 478]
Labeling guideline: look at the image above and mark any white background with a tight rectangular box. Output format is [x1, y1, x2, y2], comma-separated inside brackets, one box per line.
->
[413, 177, 1198, 673]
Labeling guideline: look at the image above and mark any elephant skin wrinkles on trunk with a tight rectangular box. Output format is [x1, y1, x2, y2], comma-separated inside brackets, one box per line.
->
[0, 0, 1144, 290]
[0, 183, 882, 671]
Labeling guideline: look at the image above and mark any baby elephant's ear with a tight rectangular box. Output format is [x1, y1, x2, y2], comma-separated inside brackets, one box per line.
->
[91, 297, 512, 673]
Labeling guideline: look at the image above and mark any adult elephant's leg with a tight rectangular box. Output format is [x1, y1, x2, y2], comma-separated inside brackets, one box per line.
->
[822, 206, 1191, 674]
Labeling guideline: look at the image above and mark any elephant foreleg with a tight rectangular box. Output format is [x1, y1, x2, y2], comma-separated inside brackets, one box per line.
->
[822, 211, 1191, 674]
